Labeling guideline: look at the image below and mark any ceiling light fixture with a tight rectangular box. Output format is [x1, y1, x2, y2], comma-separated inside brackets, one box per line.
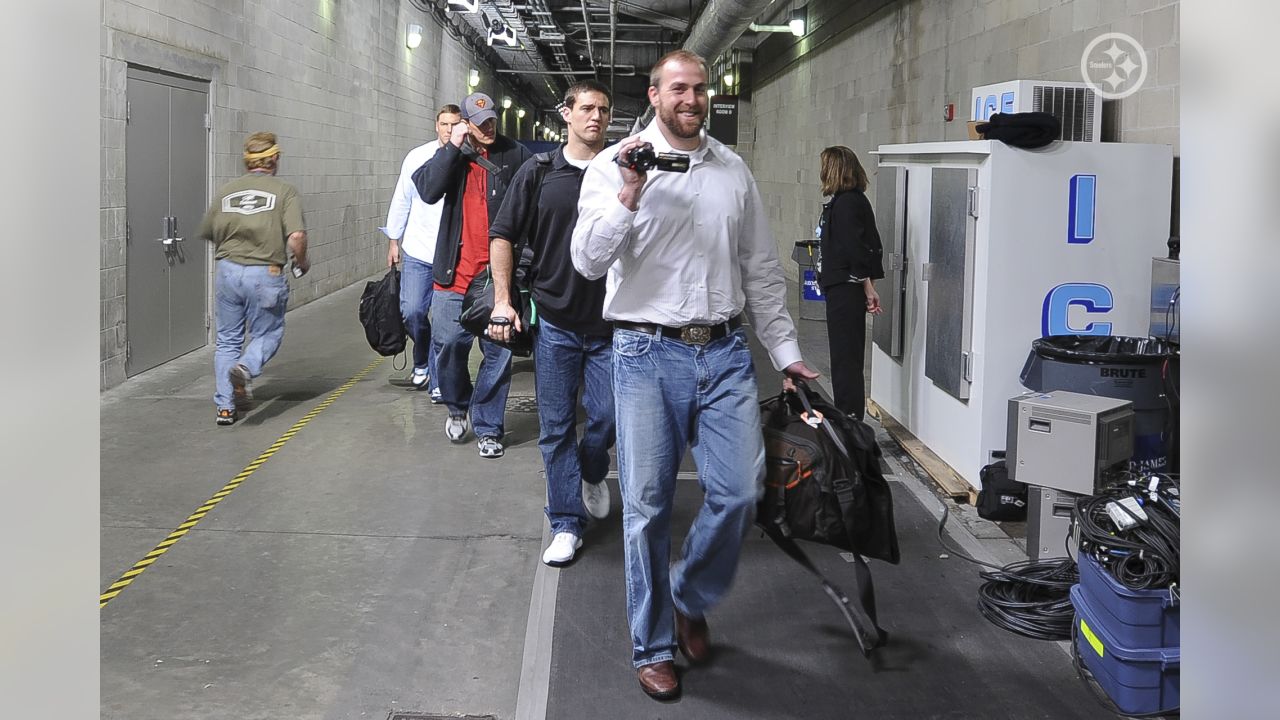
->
[749, 7, 807, 37]
[789, 8, 807, 36]
[447, 0, 480, 12]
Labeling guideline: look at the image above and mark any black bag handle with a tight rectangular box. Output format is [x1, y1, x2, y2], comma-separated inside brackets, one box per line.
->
[792, 382, 853, 457]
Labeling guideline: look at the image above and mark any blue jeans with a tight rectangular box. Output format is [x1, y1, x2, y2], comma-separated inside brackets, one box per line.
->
[534, 317, 615, 537]
[400, 254, 439, 392]
[431, 289, 512, 439]
[612, 327, 764, 667]
[213, 260, 289, 410]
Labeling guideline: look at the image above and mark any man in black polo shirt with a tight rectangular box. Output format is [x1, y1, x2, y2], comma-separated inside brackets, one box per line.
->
[488, 80, 614, 566]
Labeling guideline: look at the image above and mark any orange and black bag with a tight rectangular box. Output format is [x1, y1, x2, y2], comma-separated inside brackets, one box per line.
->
[758, 382, 900, 656]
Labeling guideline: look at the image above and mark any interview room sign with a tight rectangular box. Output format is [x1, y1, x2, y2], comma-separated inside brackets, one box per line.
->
[708, 95, 739, 146]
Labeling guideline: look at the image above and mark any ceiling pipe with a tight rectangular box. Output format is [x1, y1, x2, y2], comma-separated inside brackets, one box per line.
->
[634, 0, 774, 129]
[497, 67, 636, 77]
[609, 0, 618, 100]
[578, 1, 598, 77]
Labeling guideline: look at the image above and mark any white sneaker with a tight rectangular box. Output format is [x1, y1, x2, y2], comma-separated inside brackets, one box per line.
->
[583, 480, 611, 520]
[230, 363, 253, 400]
[444, 415, 469, 443]
[410, 368, 429, 388]
[477, 435, 505, 459]
[541, 532, 582, 567]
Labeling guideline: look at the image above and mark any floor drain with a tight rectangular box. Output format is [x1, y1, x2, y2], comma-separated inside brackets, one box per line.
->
[507, 394, 539, 414]
[388, 714, 496, 720]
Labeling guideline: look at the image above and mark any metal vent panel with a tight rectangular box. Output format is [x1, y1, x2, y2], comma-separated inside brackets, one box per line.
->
[1031, 85, 1096, 142]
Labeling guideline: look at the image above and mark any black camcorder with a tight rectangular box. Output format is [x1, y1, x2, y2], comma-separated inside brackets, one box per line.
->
[614, 142, 690, 173]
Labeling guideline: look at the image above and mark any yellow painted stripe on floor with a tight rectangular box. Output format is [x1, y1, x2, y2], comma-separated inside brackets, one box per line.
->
[99, 357, 384, 609]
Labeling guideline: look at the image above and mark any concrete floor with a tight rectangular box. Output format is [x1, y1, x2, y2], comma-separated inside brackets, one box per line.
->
[100, 276, 1045, 720]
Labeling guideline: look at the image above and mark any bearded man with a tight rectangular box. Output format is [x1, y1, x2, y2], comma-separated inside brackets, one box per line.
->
[570, 50, 819, 701]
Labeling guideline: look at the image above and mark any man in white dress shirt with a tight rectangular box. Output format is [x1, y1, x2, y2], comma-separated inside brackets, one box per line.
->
[383, 104, 463, 399]
[571, 49, 820, 701]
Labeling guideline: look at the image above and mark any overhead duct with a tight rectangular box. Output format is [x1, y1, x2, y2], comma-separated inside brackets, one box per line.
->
[634, 0, 774, 129]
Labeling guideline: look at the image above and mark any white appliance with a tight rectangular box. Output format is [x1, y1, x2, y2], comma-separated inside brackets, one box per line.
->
[868, 140, 1172, 491]
[971, 80, 1101, 142]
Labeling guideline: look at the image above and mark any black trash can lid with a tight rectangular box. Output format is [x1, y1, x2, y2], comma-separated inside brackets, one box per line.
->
[1031, 335, 1179, 365]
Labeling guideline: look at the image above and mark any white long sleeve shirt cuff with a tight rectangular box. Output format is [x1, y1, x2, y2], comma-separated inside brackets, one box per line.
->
[766, 339, 803, 373]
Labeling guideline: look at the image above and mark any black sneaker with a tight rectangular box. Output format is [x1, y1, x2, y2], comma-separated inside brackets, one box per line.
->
[216, 408, 237, 426]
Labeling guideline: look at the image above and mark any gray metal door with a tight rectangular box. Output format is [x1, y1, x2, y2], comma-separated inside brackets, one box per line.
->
[125, 68, 209, 376]
[924, 168, 977, 400]
[872, 166, 907, 359]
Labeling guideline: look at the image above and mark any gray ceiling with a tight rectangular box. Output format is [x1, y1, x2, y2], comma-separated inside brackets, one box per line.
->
[425, 0, 790, 134]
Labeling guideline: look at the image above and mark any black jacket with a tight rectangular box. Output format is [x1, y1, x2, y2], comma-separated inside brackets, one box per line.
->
[412, 134, 531, 288]
[488, 148, 611, 338]
[817, 189, 884, 289]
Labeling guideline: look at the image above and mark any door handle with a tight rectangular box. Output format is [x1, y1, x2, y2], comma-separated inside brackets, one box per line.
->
[156, 216, 184, 245]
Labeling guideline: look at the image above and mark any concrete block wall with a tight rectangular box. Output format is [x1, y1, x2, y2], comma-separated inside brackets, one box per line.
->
[100, 0, 496, 389]
[748, 0, 1179, 281]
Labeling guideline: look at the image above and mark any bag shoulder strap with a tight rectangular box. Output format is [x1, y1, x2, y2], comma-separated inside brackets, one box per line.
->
[511, 154, 553, 259]
[760, 524, 887, 656]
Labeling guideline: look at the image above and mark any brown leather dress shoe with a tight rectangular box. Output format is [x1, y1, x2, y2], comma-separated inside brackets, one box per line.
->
[675, 610, 710, 664]
[637, 660, 680, 701]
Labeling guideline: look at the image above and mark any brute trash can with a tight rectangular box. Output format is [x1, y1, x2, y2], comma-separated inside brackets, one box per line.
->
[791, 240, 824, 321]
[1020, 335, 1179, 473]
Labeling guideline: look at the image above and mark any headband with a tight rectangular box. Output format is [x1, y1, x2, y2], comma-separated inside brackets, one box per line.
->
[243, 145, 280, 161]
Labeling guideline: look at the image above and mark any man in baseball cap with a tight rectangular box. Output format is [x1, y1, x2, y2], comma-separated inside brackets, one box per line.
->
[462, 92, 499, 146]
[411, 90, 530, 458]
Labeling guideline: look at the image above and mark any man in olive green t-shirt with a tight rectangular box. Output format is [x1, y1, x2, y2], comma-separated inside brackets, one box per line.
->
[198, 131, 308, 426]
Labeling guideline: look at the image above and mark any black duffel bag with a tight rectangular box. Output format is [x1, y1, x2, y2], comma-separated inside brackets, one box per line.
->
[758, 382, 901, 656]
[459, 269, 534, 357]
[358, 268, 406, 356]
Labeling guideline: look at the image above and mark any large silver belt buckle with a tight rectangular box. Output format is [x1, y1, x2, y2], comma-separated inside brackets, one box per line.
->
[680, 325, 711, 345]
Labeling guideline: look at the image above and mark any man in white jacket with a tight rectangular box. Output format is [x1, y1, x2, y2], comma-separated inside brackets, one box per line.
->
[383, 104, 463, 398]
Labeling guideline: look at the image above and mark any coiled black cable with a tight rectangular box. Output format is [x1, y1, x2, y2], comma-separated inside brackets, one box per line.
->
[1073, 472, 1180, 592]
[936, 472, 1178, 642]
[935, 505, 1078, 641]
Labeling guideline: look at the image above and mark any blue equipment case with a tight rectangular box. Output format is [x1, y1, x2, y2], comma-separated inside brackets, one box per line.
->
[1076, 551, 1179, 648]
[1071, 585, 1180, 715]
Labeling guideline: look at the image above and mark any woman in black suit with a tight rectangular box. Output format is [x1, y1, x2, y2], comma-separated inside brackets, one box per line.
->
[817, 145, 884, 421]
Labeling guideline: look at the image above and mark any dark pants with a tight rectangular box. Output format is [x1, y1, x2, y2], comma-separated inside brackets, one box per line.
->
[824, 282, 868, 420]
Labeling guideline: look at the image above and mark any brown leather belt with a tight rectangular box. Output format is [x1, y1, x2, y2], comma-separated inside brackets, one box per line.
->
[613, 315, 742, 345]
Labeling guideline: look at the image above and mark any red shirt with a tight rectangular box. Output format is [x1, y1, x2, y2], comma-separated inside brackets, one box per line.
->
[437, 148, 489, 294]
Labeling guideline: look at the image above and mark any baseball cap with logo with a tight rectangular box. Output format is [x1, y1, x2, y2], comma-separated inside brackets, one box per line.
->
[463, 92, 498, 126]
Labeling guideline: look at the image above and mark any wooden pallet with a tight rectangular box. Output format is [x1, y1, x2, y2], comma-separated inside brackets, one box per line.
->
[867, 399, 979, 505]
